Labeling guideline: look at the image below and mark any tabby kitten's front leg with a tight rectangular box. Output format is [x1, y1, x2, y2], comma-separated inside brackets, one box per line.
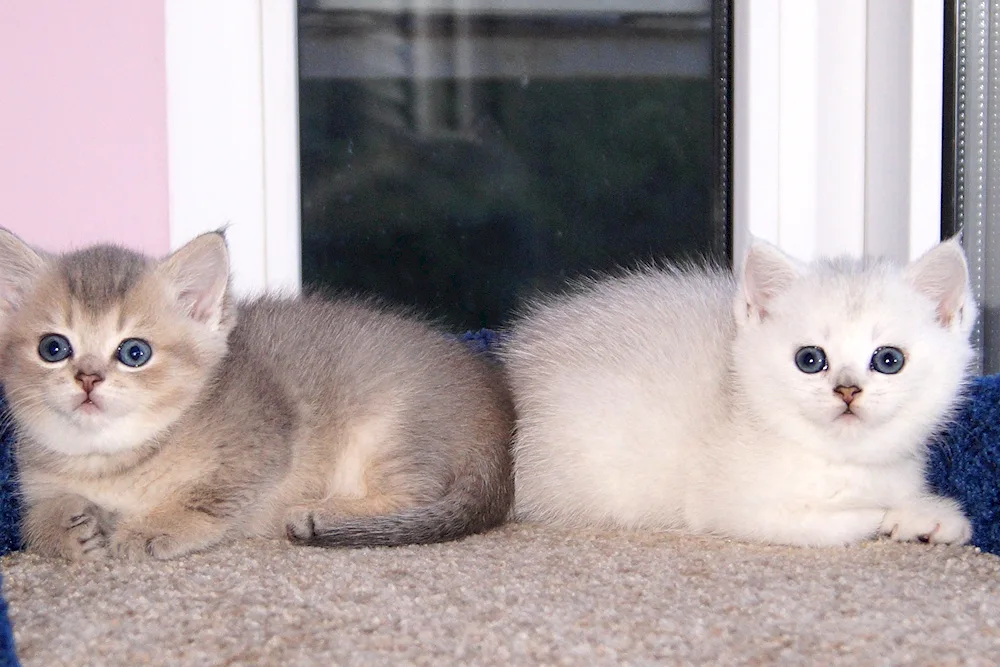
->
[110, 481, 257, 560]
[111, 507, 228, 560]
[110, 489, 244, 561]
[22, 494, 116, 561]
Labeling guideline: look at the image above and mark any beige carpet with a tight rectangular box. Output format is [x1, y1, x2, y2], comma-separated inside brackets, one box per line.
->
[2, 523, 1000, 666]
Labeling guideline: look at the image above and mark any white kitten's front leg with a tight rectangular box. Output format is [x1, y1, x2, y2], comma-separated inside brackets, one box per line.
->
[701, 506, 886, 546]
[769, 508, 888, 546]
[880, 496, 971, 545]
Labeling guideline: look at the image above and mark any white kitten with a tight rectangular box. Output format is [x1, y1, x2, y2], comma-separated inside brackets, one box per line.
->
[503, 239, 976, 546]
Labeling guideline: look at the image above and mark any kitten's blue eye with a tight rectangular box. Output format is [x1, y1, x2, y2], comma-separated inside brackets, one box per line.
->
[794, 346, 828, 374]
[38, 334, 72, 363]
[116, 338, 152, 368]
[871, 346, 905, 374]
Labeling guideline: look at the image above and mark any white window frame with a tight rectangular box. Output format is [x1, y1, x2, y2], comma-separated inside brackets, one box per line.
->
[734, 0, 944, 264]
[165, 0, 301, 295]
[165, 0, 944, 296]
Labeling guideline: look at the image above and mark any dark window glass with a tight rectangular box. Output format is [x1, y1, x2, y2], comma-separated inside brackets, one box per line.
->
[298, 0, 731, 329]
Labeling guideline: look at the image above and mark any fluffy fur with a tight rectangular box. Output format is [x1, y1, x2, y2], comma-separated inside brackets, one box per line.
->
[0, 229, 514, 561]
[503, 239, 977, 547]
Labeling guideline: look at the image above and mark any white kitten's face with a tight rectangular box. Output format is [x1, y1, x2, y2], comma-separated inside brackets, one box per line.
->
[733, 244, 975, 465]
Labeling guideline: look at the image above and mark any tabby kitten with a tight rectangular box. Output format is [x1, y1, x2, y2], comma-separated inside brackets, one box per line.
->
[503, 239, 975, 546]
[0, 229, 514, 560]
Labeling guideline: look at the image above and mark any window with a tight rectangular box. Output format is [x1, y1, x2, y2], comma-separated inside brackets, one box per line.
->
[945, 0, 1000, 373]
[296, 0, 731, 329]
[165, 1, 947, 341]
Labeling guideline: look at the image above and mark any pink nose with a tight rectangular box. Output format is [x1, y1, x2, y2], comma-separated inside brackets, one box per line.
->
[75, 372, 103, 394]
[834, 385, 862, 405]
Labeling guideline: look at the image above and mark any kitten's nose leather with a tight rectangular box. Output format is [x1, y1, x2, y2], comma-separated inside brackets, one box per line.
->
[75, 372, 103, 394]
[834, 385, 862, 404]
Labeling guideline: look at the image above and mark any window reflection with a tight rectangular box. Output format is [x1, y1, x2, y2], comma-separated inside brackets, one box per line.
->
[298, 0, 727, 329]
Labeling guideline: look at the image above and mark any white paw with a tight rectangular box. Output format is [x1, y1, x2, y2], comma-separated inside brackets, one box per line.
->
[881, 499, 972, 545]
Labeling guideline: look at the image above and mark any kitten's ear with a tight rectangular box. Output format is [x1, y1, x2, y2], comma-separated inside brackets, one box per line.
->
[157, 232, 232, 330]
[736, 240, 801, 325]
[904, 237, 975, 332]
[0, 228, 46, 315]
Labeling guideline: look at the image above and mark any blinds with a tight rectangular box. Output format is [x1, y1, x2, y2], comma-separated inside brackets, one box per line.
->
[952, 0, 1000, 373]
[303, 0, 709, 12]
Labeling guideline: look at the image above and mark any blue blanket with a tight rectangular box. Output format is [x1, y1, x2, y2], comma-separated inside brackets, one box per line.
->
[0, 404, 17, 667]
[0, 333, 996, 667]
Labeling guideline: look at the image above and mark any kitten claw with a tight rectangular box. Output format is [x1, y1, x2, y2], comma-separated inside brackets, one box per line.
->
[881, 501, 972, 545]
[57, 500, 112, 561]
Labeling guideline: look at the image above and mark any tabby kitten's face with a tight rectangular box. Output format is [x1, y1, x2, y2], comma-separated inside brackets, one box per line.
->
[0, 232, 232, 457]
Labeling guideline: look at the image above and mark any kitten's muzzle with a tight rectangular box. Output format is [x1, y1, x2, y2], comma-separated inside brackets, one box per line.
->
[75, 371, 104, 395]
[833, 384, 862, 405]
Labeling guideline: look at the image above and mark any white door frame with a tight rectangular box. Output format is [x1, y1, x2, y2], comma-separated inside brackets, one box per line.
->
[165, 0, 945, 295]
[165, 0, 301, 295]
[734, 0, 944, 265]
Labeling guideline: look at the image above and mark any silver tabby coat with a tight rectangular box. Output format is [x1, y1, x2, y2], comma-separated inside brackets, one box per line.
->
[0, 229, 514, 560]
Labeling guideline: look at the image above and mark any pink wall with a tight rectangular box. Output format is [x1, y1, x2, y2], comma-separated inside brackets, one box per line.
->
[0, 2, 169, 255]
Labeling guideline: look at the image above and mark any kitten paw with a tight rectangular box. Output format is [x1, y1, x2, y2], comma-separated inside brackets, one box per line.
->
[110, 527, 184, 560]
[62, 504, 111, 561]
[110, 527, 152, 560]
[284, 508, 317, 542]
[144, 534, 190, 560]
[881, 500, 972, 545]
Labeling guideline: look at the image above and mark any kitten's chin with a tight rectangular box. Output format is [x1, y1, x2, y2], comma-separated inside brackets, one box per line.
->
[795, 408, 926, 466]
[833, 411, 862, 426]
[827, 413, 876, 444]
[26, 412, 161, 457]
[74, 399, 103, 417]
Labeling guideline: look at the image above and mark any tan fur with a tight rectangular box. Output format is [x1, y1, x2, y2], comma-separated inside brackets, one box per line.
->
[0, 229, 514, 560]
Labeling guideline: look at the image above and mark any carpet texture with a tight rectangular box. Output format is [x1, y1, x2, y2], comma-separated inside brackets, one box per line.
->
[3, 525, 1000, 666]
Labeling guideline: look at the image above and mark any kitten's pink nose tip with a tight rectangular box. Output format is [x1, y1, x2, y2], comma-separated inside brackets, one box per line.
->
[834, 385, 862, 404]
[75, 372, 104, 394]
